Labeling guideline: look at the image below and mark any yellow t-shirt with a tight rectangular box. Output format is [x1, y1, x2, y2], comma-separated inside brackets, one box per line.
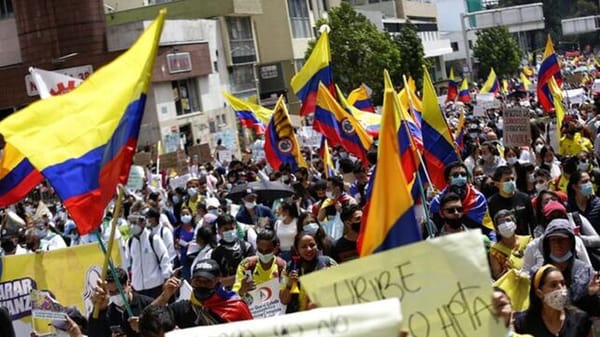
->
[559, 133, 593, 157]
[232, 257, 284, 295]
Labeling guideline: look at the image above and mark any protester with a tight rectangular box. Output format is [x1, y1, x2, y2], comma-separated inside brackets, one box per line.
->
[189, 226, 217, 273]
[174, 206, 196, 281]
[211, 214, 255, 288]
[435, 192, 468, 236]
[297, 212, 335, 257]
[30, 217, 67, 251]
[146, 208, 176, 264]
[331, 204, 361, 263]
[273, 199, 299, 262]
[566, 171, 600, 229]
[489, 210, 531, 280]
[234, 189, 275, 228]
[138, 305, 176, 337]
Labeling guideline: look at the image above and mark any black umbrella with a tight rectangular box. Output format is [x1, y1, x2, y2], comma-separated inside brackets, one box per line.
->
[226, 181, 295, 204]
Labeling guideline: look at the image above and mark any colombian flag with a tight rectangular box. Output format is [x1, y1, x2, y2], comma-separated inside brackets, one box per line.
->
[335, 85, 380, 138]
[480, 68, 499, 95]
[0, 10, 166, 234]
[446, 68, 458, 102]
[314, 83, 373, 167]
[320, 138, 336, 178]
[421, 67, 459, 191]
[0, 144, 43, 206]
[454, 110, 466, 150]
[291, 31, 334, 116]
[264, 96, 307, 171]
[458, 78, 471, 103]
[357, 71, 421, 256]
[348, 83, 375, 113]
[549, 77, 565, 145]
[537, 35, 562, 112]
[223, 91, 267, 134]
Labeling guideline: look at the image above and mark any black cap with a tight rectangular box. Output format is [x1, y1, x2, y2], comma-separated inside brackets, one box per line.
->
[192, 259, 220, 280]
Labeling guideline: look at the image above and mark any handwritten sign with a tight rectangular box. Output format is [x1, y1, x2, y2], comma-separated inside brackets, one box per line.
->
[503, 108, 531, 147]
[125, 165, 145, 191]
[300, 231, 505, 337]
[160, 151, 187, 172]
[246, 279, 285, 319]
[133, 152, 152, 166]
[166, 298, 402, 337]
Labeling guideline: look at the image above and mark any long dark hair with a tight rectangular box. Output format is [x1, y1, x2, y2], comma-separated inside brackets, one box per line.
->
[528, 265, 561, 314]
[567, 170, 587, 203]
[535, 190, 560, 226]
[297, 212, 332, 254]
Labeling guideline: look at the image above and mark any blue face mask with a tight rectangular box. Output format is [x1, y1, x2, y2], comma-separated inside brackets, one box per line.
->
[550, 251, 573, 263]
[222, 229, 237, 243]
[502, 181, 516, 195]
[581, 182, 594, 197]
[450, 175, 467, 187]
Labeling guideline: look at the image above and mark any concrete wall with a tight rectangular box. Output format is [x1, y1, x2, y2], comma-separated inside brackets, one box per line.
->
[253, 0, 294, 63]
[400, 0, 437, 19]
[0, 18, 21, 66]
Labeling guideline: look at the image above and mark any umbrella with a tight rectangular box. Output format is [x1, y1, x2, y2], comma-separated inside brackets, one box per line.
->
[226, 180, 295, 204]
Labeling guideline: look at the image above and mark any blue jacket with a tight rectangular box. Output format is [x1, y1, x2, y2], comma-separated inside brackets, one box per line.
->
[235, 204, 275, 227]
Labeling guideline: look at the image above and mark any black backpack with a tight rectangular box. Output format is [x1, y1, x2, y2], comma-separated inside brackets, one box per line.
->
[128, 233, 162, 266]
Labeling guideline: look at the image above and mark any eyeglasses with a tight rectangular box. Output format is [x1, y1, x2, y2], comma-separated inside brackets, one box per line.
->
[443, 207, 463, 214]
[451, 172, 467, 178]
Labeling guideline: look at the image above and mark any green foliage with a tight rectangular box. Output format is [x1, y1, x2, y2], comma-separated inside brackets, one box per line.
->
[393, 20, 426, 88]
[473, 26, 522, 80]
[308, 2, 402, 104]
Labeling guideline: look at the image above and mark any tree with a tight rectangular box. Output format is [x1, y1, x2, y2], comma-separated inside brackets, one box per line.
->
[473, 26, 522, 80]
[393, 20, 426, 88]
[309, 2, 402, 105]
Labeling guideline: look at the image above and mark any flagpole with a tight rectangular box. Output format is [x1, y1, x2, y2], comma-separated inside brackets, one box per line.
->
[95, 231, 133, 317]
[93, 185, 124, 319]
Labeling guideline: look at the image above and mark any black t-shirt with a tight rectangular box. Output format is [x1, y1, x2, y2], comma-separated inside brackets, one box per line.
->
[487, 191, 535, 235]
[331, 237, 358, 263]
[514, 307, 591, 337]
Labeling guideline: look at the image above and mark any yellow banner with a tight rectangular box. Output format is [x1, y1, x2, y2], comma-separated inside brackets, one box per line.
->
[0, 242, 121, 336]
[300, 231, 506, 337]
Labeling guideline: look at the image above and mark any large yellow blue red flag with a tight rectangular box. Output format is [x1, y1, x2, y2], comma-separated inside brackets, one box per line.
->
[264, 96, 308, 171]
[422, 67, 459, 191]
[314, 83, 373, 167]
[458, 78, 471, 103]
[0, 10, 166, 234]
[357, 72, 421, 256]
[537, 35, 562, 112]
[223, 91, 268, 134]
[480, 68, 500, 95]
[291, 31, 334, 116]
[0, 144, 43, 206]
[446, 68, 458, 102]
[347, 83, 375, 113]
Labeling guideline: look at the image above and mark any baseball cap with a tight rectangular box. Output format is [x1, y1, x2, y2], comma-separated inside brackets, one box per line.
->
[543, 200, 567, 218]
[192, 259, 220, 280]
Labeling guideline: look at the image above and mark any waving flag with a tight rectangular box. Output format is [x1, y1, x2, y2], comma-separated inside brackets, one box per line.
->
[520, 72, 532, 90]
[319, 138, 336, 178]
[335, 85, 380, 138]
[223, 91, 267, 134]
[480, 68, 499, 95]
[422, 67, 459, 191]
[264, 96, 307, 171]
[549, 77, 565, 145]
[502, 79, 509, 95]
[446, 68, 458, 102]
[0, 10, 166, 234]
[0, 144, 43, 206]
[357, 71, 421, 256]
[537, 35, 562, 112]
[458, 78, 471, 103]
[314, 83, 372, 167]
[454, 110, 466, 150]
[348, 83, 375, 113]
[291, 31, 334, 116]
[29, 67, 84, 99]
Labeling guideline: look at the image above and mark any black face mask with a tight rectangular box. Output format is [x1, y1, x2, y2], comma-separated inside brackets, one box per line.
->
[193, 286, 215, 301]
[351, 221, 361, 233]
[445, 218, 463, 229]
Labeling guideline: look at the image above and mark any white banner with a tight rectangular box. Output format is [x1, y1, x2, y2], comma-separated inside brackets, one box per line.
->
[26, 65, 91, 97]
[246, 279, 285, 319]
[166, 298, 402, 337]
[297, 126, 322, 148]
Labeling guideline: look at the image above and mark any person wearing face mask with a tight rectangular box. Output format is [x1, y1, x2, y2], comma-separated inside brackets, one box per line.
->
[153, 259, 253, 327]
[488, 166, 536, 236]
[234, 190, 275, 228]
[514, 264, 592, 337]
[575, 151, 600, 196]
[232, 229, 287, 299]
[489, 210, 531, 280]
[297, 212, 335, 257]
[429, 162, 494, 239]
[273, 199, 299, 262]
[174, 207, 196, 281]
[189, 226, 218, 273]
[331, 204, 362, 263]
[567, 171, 600, 230]
[317, 176, 357, 240]
[479, 141, 505, 177]
[534, 169, 553, 195]
[184, 177, 202, 216]
[211, 214, 255, 289]
[88, 268, 153, 337]
[145, 208, 176, 265]
[30, 217, 67, 252]
[559, 115, 593, 158]
[515, 163, 537, 197]
[125, 213, 172, 299]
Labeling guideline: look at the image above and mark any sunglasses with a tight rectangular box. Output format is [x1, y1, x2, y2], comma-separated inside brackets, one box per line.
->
[443, 207, 463, 214]
[451, 172, 467, 178]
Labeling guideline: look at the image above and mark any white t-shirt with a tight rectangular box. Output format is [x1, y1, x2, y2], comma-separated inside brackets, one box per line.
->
[275, 218, 297, 252]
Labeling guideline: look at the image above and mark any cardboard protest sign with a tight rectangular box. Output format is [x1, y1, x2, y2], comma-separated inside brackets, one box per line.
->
[159, 151, 188, 174]
[125, 165, 145, 191]
[166, 298, 402, 337]
[503, 108, 531, 147]
[246, 279, 285, 319]
[132, 152, 152, 166]
[300, 231, 506, 337]
[188, 144, 212, 164]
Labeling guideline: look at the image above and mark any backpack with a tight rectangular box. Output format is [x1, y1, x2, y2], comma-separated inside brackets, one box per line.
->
[128, 233, 162, 266]
[569, 211, 600, 270]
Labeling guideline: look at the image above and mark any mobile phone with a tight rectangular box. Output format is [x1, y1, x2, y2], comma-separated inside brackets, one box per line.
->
[110, 325, 125, 335]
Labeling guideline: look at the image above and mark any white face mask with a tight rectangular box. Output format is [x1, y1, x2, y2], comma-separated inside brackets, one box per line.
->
[110, 294, 125, 308]
[303, 223, 320, 235]
[244, 201, 256, 209]
[497, 221, 516, 238]
[527, 174, 536, 183]
[535, 182, 548, 192]
[130, 224, 143, 236]
[544, 288, 568, 311]
[222, 229, 237, 243]
[181, 214, 192, 224]
[326, 191, 334, 199]
[506, 157, 517, 165]
[535, 144, 544, 153]
[257, 252, 274, 264]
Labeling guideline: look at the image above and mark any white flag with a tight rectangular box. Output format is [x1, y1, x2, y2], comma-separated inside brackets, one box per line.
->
[29, 67, 83, 99]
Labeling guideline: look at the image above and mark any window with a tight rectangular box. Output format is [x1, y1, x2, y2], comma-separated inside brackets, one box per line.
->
[227, 17, 256, 64]
[451, 42, 459, 52]
[0, 0, 13, 19]
[209, 120, 217, 133]
[229, 64, 256, 93]
[171, 79, 201, 116]
[468, 40, 473, 49]
[288, 0, 312, 38]
[294, 59, 305, 72]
